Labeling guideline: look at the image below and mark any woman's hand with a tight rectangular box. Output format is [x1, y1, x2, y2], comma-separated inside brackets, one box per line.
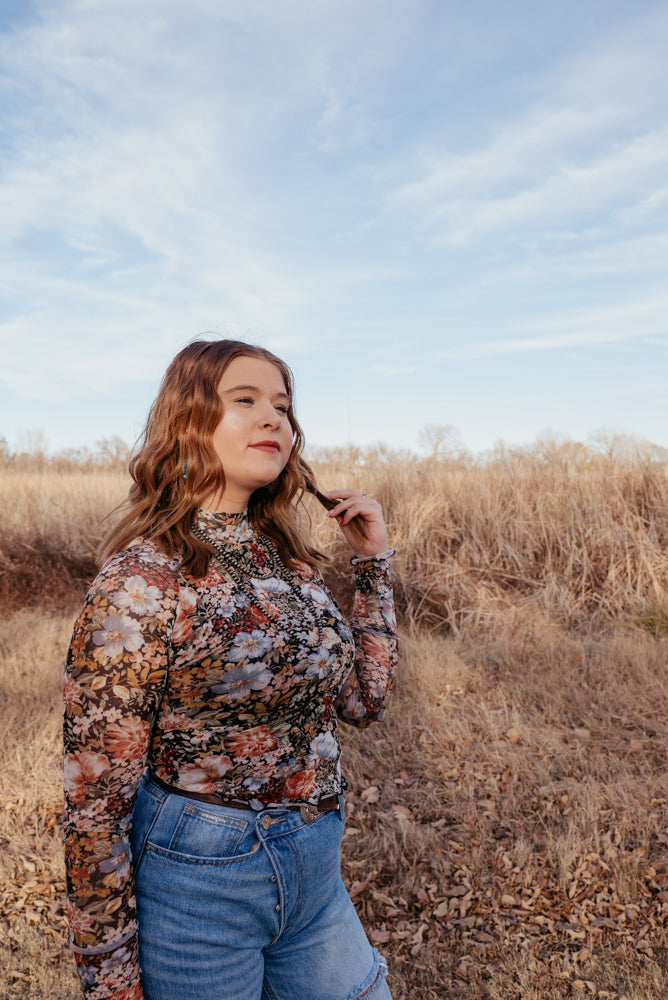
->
[324, 489, 390, 559]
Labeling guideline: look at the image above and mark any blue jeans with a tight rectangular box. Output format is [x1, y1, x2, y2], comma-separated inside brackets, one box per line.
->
[131, 773, 392, 1000]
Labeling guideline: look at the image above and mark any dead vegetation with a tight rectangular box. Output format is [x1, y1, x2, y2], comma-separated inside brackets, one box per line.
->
[0, 441, 667, 998]
[340, 627, 668, 997]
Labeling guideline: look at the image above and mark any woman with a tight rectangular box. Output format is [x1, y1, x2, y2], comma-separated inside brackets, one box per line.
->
[64, 339, 398, 1000]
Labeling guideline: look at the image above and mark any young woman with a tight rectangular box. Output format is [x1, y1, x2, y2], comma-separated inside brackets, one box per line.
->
[64, 339, 398, 1000]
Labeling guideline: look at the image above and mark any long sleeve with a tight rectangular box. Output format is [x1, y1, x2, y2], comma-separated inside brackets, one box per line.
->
[63, 546, 180, 1000]
[335, 556, 398, 727]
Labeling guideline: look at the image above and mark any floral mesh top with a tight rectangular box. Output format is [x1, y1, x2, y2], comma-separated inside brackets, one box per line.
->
[63, 509, 398, 999]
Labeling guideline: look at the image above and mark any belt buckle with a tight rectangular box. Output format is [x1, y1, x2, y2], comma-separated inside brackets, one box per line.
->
[300, 803, 320, 824]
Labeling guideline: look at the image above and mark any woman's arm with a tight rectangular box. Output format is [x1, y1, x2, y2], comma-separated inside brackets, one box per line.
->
[334, 552, 398, 726]
[63, 545, 180, 1000]
[323, 490, 398, 726]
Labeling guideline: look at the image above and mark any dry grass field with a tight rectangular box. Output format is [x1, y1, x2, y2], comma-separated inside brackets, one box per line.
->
[1, 441, 667, 998]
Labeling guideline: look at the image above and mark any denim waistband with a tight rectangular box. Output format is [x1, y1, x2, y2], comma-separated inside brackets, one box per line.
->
[147, 770, 342, 825]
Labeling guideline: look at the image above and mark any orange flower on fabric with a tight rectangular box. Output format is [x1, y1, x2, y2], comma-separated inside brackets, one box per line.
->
[104, 718, 151, 761]
[225, 726, 279, 759]
[284, 768, 318, 799]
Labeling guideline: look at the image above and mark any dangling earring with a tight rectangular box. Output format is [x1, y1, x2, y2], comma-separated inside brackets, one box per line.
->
[181, 459, 188, 480]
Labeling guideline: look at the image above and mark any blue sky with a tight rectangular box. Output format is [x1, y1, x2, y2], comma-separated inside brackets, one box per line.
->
[1, 0, 667, 457]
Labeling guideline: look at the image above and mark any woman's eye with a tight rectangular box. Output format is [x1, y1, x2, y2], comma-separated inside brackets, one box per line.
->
[235, 397, 254, 405]
[275, 405, 289, 414]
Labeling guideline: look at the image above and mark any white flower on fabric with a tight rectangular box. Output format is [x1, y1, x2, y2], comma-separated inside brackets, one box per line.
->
[306, 647, 334, 678]
[92, 615, 143, 658]
[227, 630, 273, 662]
[113, 576, 162, 615]
[74, 797, 109, 828]
[309, 732, 339, 761]
[320, 627, 340, 649]
[101, 920, 138, 947]
[235, 523, 254, 543]
[300, 581, 330, 607]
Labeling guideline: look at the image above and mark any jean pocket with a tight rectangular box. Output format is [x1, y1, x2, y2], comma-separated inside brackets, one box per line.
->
[149, 801, 259, 864]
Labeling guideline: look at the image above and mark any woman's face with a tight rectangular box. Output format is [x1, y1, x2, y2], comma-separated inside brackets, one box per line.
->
[208, 355, 294, 511]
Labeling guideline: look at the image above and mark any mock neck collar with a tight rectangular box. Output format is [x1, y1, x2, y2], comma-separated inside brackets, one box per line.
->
[197, 508, 248, 524]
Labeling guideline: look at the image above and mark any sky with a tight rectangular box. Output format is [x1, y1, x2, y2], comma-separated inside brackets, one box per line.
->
[1, 0, 667, 458]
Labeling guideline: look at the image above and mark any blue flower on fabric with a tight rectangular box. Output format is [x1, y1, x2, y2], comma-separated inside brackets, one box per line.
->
[215, 597, 237, 618]
[252, 577, 291, 594]
[99, 946, 133, 975]
[306, 646, 334, 678]
[300, 581, 330, 607]
[212, 662, 274, 700]
[227, 630, 274, 661]
[309, 731, 339, 761]
[98, 839, 131, 880]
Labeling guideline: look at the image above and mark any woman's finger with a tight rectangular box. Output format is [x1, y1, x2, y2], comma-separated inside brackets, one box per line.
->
[327, 498, 381, 524]
[325, 490, 376, 510]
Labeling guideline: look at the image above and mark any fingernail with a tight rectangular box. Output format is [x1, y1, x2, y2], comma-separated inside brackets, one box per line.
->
[338, 517, 345, 525]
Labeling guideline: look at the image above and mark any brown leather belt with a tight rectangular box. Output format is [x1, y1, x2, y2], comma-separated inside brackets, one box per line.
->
[149, 771, 340, 824]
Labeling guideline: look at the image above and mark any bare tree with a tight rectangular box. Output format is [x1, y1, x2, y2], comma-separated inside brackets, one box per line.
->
[417, 423, 464, 461]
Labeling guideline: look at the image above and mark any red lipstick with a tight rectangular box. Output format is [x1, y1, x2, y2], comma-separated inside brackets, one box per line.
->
[249, 440, 281, 453]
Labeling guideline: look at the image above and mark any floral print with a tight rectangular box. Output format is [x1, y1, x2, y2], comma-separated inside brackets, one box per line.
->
[64, 509, 397, 999]
[92, 615, 144, 658]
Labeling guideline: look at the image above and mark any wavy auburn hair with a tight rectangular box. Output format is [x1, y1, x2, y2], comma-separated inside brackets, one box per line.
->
[100, 339, 339, 576]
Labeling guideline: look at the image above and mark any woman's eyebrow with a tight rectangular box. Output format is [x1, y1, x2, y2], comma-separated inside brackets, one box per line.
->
[223, 383, 290, 401]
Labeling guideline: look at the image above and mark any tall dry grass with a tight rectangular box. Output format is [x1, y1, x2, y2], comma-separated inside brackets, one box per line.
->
[3, 442, 667, 630]
[1, 442, 667, 998]
[308, 444, 668, 632]
[0, 612, 80, 999]
[0, 470, 126, 610]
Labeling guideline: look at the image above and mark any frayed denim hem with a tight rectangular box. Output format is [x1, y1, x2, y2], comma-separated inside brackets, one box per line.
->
[348, 949, 391, 1000]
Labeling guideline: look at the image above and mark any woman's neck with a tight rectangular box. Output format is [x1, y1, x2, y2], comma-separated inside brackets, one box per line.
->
[200, 489, 250, 514]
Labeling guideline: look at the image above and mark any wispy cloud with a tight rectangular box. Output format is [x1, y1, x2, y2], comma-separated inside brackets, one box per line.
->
[383, 9, 668, 249]
[435, 293, 668, 360]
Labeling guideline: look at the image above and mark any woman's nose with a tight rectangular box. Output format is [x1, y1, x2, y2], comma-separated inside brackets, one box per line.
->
[260, 403, 281, 427]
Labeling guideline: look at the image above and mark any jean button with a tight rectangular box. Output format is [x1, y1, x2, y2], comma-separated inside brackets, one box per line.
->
[275, 904, 280, 912]
[261, 815, 272, 830]
[269, 875, 277, 882]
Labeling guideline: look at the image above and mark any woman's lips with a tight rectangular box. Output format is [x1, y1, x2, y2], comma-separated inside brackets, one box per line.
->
[249, 441, 280, 453]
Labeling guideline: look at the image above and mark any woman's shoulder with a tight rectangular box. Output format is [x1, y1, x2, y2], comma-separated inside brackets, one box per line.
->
[289, 557, 322, 582]
[92, 537, 184, 597]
